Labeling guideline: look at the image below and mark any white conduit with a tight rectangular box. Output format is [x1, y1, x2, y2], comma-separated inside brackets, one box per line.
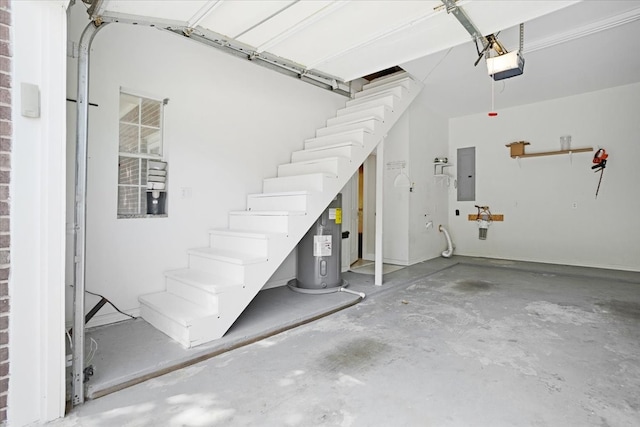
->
[340, 287, 366, 299]
[439, 225, 454, 258]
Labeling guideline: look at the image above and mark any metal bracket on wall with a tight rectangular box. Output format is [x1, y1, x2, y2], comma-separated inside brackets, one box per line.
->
[72, 20, 109, 407]
[86, 7, 352, 97]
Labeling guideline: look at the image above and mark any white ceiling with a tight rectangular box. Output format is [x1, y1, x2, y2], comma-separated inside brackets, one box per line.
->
[402, 0, 640, 117]
[94, 0, 576, 81]
[92, 0, 640, 117]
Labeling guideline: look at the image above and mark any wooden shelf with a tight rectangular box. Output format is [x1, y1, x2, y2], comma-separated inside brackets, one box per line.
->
[511, 147, 593, 159]
[434, 162, 453, 175]
[468, 214, 504, 221]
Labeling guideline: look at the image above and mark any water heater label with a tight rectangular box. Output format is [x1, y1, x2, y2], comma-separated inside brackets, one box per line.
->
[313, 235, 332, 257]
[329, 208, 342, 224]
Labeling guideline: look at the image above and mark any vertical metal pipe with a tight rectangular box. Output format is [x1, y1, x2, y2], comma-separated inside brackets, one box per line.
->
[72, 21, 106, 407]
[374, 139, 384, 286]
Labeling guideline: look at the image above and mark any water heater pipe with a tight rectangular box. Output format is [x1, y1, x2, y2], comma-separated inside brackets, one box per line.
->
[439, 225, 454, 258]
[340, 287, 366, 299]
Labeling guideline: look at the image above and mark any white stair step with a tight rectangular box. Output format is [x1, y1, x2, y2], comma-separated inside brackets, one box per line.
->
[327, 105, 390, 127]
[166, 268, 241, 294]
[140, 292, 216, 326]
[345, 94, 399, 111]
[247, 191, 310, 212]
[304, 129, 366, 150]
[139, 292, 221, 348]
[353, 85, 407, 100]
[188, 247, 267, 265]
[316, 117, 379, 137]
[292, 142, 361, 162]
[187, 247, 266, 282]
[263, 173, 337, 193]
[360, 77, 414, 98]
[229, 210, 304, 233]
[362, 72, 412, 91]
[165, 268, 241, 311]
[278, 157, 345, 177]
[338, 99, 397, 117]
[208, 228, 277, 256]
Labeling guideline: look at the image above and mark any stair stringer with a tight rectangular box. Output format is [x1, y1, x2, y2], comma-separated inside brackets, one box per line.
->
[138, 72, 424, 347]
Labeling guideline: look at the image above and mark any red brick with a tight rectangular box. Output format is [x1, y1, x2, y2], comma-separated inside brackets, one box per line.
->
[0, 269, 7, 281]
[0, 347, 6, 362]
[0, 153, 8, 169]
[0, 106, 8, 121]
[0, 42, 9, 58]
[0, 408, 5, 422]
[0, 171, 7, 184]
[0, 73, 9, 89]
[0, 202, 7, 216]
[0, 362, 7, 377]
[0, 186, 7, 200]
[0, 316, 7, 330]
[0, 121, 10, 138]
[0, 57, 7, 74]
[0, 11, 9, 26]
[0, 378, 7, 394]
[0, 251, 8, 266]
[0, 88, 9, 105]
[0, 138, 9, 152]
[0, 235, 7, 248]
[0, 300, 7, 316]
[0, 283, 5, 297]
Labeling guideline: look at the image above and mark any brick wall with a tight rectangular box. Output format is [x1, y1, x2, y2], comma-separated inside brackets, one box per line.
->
[0, 0, 9, 423]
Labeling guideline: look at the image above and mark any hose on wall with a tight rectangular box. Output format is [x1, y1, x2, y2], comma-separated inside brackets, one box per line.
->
[439, 225, 454, 258]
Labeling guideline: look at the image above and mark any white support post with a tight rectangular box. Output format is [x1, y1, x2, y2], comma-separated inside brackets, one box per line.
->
[374, 139, 385, 286]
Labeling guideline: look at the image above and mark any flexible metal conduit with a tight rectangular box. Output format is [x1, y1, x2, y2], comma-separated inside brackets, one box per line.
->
[439, 225, 454, 258]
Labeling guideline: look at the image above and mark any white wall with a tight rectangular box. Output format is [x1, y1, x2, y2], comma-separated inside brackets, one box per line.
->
[66, 9, 344, 325]
[380, 95, 450, 265]
[408, 100, 450, 263]
[383, 113, 410, 264]
[448, 82, 640, 271]
[10, 1, 67, 425]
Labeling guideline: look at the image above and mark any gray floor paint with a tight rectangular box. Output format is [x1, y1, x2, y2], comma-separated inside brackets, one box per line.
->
[54, 257, 640, 426]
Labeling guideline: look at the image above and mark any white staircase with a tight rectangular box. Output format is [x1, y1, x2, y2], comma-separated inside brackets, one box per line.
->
[139, 71, 423, 348]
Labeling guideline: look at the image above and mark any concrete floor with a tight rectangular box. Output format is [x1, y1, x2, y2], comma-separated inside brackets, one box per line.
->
[52, 257, 640, 427]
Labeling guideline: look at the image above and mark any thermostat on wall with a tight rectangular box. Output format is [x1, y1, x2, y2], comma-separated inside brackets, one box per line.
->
[21, 82, 40, 118]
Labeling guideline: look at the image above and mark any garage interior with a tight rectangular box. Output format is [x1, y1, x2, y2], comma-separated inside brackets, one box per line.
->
[54, 0, 640, 425]
[57, 258, 640, 426]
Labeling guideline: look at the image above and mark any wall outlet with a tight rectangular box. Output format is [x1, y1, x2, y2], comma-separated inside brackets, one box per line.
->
[572, 202, 578, 209]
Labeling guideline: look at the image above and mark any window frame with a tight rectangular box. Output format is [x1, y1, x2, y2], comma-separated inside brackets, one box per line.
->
[117, 89, 166, 218]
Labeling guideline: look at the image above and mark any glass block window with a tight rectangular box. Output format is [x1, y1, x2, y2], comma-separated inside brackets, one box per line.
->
[117, 91, 164, 216]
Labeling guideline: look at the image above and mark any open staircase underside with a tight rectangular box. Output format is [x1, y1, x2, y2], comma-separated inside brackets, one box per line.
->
[139, 71, 423, 348]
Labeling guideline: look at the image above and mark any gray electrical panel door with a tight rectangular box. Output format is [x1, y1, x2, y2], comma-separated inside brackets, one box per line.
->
[457, 147, 476, 201]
